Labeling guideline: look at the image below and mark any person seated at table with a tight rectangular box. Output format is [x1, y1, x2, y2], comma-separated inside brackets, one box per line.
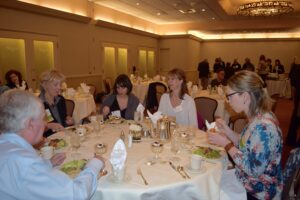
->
[5, 69, 29, 90]
[39, 70, 74, 137]
[207, 70, 283, 199]
[0, 90, 105, 199]
[158, 68, 197, 127]
[100, 74, 140, 120]
[0, 77, 9, 95]
[273, 59, 285, 74]
[210, 68, 227, 88]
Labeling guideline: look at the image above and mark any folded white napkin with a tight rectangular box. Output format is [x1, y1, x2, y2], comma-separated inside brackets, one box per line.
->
[130, 74, 135, 79]
[161, 76, 166, 82]
[17, 80, 26, 90]
[136, 103, 145, 113]
[66, 88, 76, 97]
[61, 82, 67, 90]
[217, 86, 224, 96]
[187, 81, 193, 90]
[109, 139, 127, 171]
[80, 83, 90, 94]
[192, 85, 198, 92]
[205, 120, 219, 132]
[144, 74, 148, 79]
[147, 110, 162, 128]
[153, 75, 161, 81]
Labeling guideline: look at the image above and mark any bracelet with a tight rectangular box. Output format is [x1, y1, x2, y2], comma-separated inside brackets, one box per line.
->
[224, 142, 235, 152]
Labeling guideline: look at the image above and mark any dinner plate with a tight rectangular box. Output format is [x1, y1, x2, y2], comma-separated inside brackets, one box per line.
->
[185, 164, 206, 174]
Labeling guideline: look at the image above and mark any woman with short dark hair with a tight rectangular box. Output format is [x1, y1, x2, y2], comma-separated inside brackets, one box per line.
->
[5, 69, 28, 90]
[100, 74, 140, 119]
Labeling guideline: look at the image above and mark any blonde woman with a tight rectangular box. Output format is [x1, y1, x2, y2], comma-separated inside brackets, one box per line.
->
[39, 70, 73, 137]
[158, 68, 197, 127]
[208, 70, 283, 199]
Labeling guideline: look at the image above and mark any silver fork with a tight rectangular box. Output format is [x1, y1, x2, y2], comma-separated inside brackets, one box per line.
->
[137, 167, 148, 185]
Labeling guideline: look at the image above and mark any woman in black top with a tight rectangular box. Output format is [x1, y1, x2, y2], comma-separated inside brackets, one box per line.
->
[5, 69, 28, 90]
[100, 74, 140, 120]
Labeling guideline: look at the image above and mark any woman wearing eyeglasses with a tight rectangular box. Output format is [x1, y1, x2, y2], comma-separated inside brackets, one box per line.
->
[100, 74, 140, 120]
[208, 70, 283, 199]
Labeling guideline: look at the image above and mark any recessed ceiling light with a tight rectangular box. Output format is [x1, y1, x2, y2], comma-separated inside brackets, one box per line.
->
[136, 2, 140, 6]
[157, 12, 161, 15]
[202, 8, 206, 12]
[211, 17, 215, 20]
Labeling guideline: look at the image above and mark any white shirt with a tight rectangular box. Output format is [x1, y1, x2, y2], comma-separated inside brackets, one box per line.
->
[158, 93, 198, 127]
[0, 133, 103, 200]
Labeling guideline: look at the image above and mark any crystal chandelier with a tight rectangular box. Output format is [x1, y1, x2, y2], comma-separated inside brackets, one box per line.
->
[237, 1, 294, 17]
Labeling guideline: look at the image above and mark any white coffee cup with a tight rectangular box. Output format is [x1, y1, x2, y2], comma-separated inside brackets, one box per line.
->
[190, 154, 203, 170]
[40, 146, 54, 160]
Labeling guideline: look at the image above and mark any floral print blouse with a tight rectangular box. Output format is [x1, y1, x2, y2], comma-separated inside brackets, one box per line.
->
[232, 112, 283, 199]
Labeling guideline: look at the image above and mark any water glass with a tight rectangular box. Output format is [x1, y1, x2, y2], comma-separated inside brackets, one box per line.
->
[151, 141, 164, 160]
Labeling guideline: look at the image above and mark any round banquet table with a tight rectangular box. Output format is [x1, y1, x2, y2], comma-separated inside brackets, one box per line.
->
[49, 122, 246, 200]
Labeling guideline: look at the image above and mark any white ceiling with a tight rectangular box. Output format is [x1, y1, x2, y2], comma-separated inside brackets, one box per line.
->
[92, 0, 300, 34]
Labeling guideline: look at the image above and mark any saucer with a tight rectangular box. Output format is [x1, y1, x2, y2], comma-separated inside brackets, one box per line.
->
[185, 164, 206, 174]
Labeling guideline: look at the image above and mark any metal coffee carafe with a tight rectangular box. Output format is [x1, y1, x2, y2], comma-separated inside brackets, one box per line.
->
[157, 116, 173, 141]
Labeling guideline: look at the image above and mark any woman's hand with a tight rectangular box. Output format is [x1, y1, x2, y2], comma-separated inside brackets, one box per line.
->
[47, 122, 64, 132]
[207, 130, 231, 148]
[50, 152, 66, 167]
[102, 106, 110, 117]
[215, 118, 232, 136]
[65, 116, 74, 126]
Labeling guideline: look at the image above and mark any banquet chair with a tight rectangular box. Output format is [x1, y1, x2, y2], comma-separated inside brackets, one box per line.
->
[194, 97, 218, 124]
[282, 148, 300, 200]
[229, 113, 248, 133]
[145, 82, 167, 113]
[65, 99, 75, 117]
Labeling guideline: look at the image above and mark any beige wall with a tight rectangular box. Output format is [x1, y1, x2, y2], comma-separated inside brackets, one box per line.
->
[200, 40, 300, 72]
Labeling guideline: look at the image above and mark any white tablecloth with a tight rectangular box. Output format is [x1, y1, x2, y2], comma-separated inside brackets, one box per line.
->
[67, 94, 96, 124]
[50, 122, 246, 200]
[266, 79, 291, 98]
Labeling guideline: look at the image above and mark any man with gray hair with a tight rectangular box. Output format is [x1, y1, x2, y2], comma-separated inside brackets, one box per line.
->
[0, 90, 105, 200]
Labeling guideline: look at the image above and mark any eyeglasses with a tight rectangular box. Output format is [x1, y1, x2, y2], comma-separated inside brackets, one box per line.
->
[226, 92, 241, 100]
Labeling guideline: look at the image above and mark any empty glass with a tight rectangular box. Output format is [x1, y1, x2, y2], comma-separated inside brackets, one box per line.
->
[70, 132, 81, 158]
[151, 141, 164, 160]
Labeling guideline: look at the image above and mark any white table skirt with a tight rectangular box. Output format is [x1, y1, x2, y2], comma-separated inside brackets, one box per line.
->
[67, 94, 96, 124]
[50, 122, 246, 200]
[266, 79, 291, 98]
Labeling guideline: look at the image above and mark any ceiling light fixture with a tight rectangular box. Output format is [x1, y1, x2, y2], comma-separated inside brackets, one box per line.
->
[179, 8, 196, 14]
[237, 1, 294, 17]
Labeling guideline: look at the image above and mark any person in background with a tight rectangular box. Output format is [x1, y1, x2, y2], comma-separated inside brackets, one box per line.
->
[273, 59, 285, 74]
[231, 58, 241, 72]
[266, 58, 273, 72]
[158, 68, 197, 127]
[5, 69, 28, 90]
[211, 68, 227, 88]
[0, 90, 104, 200]
[208, 70, 283, 199]
[242, 58, 255, 71]
[0, 78, 9, 95]
[213, 57, 225, 73]
[257, 55, 268, 82]
[100, 74, 140, 120]
[286, 57, 300, 147]
[39, 70, 74, 137]
[197, 59, 210, 90]
[225, 62, 235, 80]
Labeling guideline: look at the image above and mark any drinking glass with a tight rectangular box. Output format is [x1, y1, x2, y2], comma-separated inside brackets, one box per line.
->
[70, 132, 81, 158]
[170, 129, 181, 162]
[151, 141, 164, 160]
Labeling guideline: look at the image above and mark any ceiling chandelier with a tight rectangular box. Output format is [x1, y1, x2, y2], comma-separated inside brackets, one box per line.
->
[237, 1, 294, 17]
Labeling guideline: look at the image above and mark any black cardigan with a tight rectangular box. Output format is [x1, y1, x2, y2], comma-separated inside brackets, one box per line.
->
[42, 95, 67, 137]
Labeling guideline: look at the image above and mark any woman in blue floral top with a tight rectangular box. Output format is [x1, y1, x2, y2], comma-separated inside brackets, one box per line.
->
[208, 70, 283, 199]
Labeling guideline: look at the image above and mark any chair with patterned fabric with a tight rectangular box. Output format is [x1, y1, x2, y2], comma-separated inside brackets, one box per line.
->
[194, 97, 218, 124]
[65, 99, 75, 117]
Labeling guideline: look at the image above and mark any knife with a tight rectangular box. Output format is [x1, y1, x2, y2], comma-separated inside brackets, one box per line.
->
[169, 161, 186, 179]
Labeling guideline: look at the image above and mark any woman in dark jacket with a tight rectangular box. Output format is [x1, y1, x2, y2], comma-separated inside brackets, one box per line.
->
[5, 69, 28, 90]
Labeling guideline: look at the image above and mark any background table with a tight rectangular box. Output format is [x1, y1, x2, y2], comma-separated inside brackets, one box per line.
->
[266, 79, 291, 98]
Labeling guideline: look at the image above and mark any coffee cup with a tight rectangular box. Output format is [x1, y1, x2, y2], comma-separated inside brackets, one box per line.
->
[40, 146, 54, 160]
[190, 154, 203, 170]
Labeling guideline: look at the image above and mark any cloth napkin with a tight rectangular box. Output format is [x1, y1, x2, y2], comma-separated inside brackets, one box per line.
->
[144, 74, 148, 79]
[17, 80, 27, 90]
[205, 120, 219, 132]
[187, 81, 193, 90]
[147, 110, 162, 128]
[109, 139, 127, 171]
[161, 76, 166, 82]
[192, 85, 198, 93]
[61, 82, 67, 90]
[66, 88, 76, 97]
[153, 75, 161, 81]
[80, 83, 90, 94]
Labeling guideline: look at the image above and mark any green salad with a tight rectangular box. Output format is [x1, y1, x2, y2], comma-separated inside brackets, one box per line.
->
[193, 147, 221, 159]
[61, 159, 87, 177]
